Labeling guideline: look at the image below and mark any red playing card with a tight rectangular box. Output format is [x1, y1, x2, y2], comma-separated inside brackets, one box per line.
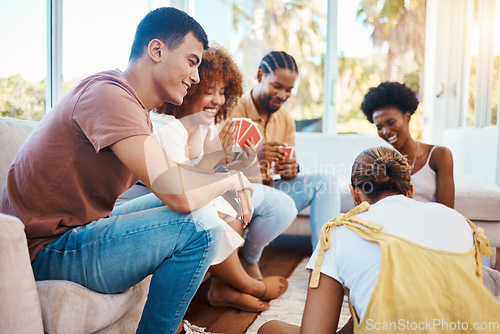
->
[281, 146, 294, 160]
[236, 118, 252, 142]
[232, 118, 242, 145]
[237, 123, 262, 147]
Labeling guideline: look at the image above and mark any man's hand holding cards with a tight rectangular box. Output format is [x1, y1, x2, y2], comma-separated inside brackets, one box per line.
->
[275, 145, 298, 179]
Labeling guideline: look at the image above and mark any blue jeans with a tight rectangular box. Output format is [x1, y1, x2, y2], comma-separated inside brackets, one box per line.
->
[32, 193, 222, 334]
[241, 183, 298, 263]
[273, 173, 340, 248]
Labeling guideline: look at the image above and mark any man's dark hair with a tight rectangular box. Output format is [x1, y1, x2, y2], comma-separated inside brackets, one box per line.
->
[129, 7, 208, 61]
[360, 81, 419, 123]
[258, 51, 298, 75]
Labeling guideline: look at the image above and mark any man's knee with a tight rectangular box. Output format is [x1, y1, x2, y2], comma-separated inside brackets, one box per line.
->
[275, 192, 298, 220]
[309, 173, 339, 194]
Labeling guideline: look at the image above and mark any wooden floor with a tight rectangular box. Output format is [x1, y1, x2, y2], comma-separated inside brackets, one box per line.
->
[184, 235, 312, 334]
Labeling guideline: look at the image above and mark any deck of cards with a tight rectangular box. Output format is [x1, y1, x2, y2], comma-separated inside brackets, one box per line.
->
[232, 118, 263, 148]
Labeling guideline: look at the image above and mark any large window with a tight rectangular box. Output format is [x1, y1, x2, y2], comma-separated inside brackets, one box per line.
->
[336, 0, 426, 138]
[1, 0, 498, 138]
[195, 0, 328, 132]
[0, 0, 46, 120]
[467, 0, 500, 127]
[61, 0, 157, 94]
[195, 0, 427, 135]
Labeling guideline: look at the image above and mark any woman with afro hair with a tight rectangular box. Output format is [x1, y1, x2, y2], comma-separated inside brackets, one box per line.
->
[360, 81, 455, 208]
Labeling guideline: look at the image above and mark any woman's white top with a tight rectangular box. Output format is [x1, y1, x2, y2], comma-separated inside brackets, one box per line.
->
[151, 112, 244, 265]
[151, 113, 208, 166]
[411, 145, 437, 203]
[306, 195, 473, 321]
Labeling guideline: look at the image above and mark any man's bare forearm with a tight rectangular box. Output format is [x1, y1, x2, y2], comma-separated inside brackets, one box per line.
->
[151, 164, 250, 212]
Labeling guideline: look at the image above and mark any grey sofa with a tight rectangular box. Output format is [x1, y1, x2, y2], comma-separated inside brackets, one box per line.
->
[0, 117, 151, 334]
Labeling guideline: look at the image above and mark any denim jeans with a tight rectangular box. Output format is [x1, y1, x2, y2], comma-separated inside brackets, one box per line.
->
[241, 183, 298, 263]
[273, 173, 340, 248]
[32, 193, 222, 334]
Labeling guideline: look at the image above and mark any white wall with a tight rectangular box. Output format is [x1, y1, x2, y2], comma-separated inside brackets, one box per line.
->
[443, 127, 498, 183]
[295, 132, 390, 179]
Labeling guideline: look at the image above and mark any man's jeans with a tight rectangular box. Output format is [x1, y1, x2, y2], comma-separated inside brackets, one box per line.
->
[273, 173, 340, 248]
[32, 193, 222, 334]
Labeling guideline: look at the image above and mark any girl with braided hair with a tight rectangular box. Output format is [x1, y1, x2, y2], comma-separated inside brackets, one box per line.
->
[258, 146, 498, 333]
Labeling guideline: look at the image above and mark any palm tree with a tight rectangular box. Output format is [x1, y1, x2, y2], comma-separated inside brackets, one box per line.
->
[356, 0, 426, 92]
[232, 0, 326, 120]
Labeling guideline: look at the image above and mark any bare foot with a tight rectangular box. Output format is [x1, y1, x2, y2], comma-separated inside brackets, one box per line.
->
[207, 277, 241, 304]
[207, 277, 268, 311]
[240, 258, 264, 279]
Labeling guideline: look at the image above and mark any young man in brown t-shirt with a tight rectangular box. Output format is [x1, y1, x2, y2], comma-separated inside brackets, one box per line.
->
[1, 7, 253, 334]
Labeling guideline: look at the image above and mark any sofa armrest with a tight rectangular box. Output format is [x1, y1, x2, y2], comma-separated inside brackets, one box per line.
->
[0, 213, 43, 333]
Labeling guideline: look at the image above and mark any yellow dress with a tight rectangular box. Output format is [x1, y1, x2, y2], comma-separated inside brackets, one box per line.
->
[310, 202, 500, 334]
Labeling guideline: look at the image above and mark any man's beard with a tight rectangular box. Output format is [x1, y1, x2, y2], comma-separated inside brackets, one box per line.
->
[261, 96, 281, 114]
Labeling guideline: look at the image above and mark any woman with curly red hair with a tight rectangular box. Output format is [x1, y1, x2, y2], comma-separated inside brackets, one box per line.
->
[151, 44, 294, 312]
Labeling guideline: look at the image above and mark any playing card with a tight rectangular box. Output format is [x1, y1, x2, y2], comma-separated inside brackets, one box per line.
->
[238, 118, 253, 138]
[281, 146, 294, 160]
[232, 118, 243, 145]
[232, 118, 252, 145]
[237, 123, 262, 147]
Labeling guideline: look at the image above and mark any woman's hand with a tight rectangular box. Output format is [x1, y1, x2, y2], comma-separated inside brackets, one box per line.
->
[197, 122, 237, 169]
[229, 138, 258, 171]
[216, 120, 237, 152]
[202, 121, 236, 155]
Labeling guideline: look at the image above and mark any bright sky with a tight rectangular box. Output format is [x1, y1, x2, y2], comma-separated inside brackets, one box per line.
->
[337, 0, 378, 57]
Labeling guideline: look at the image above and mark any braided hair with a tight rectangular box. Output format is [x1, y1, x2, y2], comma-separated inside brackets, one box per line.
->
[258, 51, 298, 75]
[351, 146, 411, 201]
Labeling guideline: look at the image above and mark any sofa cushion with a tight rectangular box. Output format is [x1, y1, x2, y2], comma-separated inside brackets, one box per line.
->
[37, 276, 151, 334]
[454, 174, 500, 222]
[475, 221, 500, 247]
[483, 266, 500, 298]
[0, 213, 44, 333]
[0, 117, 38, 204]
